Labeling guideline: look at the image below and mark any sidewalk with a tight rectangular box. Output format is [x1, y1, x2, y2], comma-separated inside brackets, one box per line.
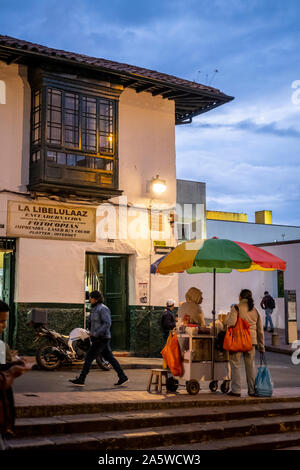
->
[23, 355, 163, 370]
[264, 328, 297, 355]
[15, 386, 300, 419]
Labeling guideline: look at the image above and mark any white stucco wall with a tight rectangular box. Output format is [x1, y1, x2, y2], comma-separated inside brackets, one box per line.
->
[0, 63, 30, 194]
[179, 242, 300, 331]
[118, 88, 176, 206]
[179, 269, 284, 328]
[15, 214, 178, 305]
[0, 65, 178, 306]
[207, 219, 300, 244]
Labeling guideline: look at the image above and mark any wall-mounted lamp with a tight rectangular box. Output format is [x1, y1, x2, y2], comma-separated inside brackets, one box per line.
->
[151, 175, 167, 195]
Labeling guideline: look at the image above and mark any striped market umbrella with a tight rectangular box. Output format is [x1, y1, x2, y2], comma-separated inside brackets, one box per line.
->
[151, 237, 286, 327]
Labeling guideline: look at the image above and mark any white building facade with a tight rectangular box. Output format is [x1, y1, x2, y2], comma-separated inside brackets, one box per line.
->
[0, 35, 232, 354]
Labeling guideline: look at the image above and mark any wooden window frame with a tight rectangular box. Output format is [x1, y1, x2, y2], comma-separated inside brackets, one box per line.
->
[29, 70, 120, 191]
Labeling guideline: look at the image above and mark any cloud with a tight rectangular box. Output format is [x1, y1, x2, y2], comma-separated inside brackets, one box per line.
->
[1, 0, 300, 225]
[195, 119, 300, 139]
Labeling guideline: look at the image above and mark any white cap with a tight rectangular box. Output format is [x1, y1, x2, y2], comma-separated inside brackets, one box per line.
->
[166, 299, 175, 307]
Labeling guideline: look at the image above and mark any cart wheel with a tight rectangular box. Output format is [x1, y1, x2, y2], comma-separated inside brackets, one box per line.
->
[186, 380, 200, 395]
[166, 377, 179, 393]
[221, 380, 230, 394]
[209, 381, 218, 392]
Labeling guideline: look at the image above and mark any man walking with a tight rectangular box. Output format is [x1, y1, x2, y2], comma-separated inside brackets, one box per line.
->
[69, 291, 128, 387]
[260, 291, 275, 333]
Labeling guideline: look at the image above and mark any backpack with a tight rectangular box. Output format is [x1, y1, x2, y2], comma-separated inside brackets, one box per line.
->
[267, 295, 275, 309]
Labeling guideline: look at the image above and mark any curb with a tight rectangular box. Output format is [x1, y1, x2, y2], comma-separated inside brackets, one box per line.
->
[265, 346, 293, 356]
[31, 362, 159, 371]
[15, 395, 300, 419]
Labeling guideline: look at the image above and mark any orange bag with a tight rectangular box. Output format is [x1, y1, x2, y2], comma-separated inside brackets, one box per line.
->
[223, 312, 252, 353]
[161, 332, 183, 377]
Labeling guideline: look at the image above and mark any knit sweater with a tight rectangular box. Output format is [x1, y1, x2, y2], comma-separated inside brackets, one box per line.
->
[225, 300, 265, 352]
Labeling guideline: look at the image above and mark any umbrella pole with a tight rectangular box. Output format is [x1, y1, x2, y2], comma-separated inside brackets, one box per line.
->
[211, 268, 216, 381]
[213, 268, 216, 332]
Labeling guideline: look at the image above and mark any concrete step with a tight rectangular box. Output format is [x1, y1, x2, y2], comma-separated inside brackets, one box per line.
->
[14, 401, 300, 438]
[7, 412, 300, 450]
[16, 394, 300, 419]
[155, 431, 300, 451]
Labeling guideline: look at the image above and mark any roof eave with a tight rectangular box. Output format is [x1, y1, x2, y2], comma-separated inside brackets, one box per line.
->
[0, 43, 234, 125]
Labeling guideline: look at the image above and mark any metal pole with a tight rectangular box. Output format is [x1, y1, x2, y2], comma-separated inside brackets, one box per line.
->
[211, 268, 216, 381]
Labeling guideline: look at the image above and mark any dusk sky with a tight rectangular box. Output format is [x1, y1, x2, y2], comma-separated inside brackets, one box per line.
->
[1, 0, 300, 225]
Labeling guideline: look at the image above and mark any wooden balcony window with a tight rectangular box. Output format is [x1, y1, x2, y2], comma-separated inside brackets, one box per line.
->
[29, 75, 121, 199]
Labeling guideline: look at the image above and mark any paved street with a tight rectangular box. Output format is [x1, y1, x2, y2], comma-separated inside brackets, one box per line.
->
[13, 351, 300, 395]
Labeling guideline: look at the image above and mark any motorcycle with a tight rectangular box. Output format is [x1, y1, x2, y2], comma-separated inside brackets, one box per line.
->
[32, 324, 112, 371]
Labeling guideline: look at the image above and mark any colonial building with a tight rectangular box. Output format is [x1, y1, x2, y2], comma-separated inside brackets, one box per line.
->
[0, 35, 233, 355]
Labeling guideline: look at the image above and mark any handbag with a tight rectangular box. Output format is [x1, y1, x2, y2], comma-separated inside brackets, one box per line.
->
[254, 353, 273, 397]
[223, 308, 252, 352]
[161, 332, 183, 377]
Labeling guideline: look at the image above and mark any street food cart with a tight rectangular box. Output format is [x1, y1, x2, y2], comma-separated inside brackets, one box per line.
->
[151, 238, 286, 394]
[176, 329, 231, 394]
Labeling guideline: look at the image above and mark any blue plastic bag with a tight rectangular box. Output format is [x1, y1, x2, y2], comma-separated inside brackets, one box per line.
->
[255, 354, 273, 397]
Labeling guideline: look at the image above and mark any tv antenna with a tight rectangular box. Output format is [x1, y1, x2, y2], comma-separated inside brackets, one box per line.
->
[196, 69, 219, 86]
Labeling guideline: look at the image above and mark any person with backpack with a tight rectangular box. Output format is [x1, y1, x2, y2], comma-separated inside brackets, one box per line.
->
[260, 291, 275, 333]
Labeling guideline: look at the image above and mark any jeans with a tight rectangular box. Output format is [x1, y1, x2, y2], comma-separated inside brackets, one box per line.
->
[265, 308, 274, 330]
[229, 347, 256, 395]
[79, 337, 127, 382]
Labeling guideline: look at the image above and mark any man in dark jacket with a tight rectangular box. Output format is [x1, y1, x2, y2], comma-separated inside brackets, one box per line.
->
[161, 299, 176, 341]
[260, 291, 275, 333]
[69, 291, 128, 387]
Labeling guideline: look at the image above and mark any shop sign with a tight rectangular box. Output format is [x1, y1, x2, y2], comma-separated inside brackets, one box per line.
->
[7, 201, 96, 242]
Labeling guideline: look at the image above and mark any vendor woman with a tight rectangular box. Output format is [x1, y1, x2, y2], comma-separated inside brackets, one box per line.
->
[178, 287, 205, 326]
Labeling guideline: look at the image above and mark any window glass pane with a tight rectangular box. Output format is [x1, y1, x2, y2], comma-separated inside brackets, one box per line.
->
[47, 126, 61, 144]
[64, 92, 79, 148]
[32, 90, 41, 146]
[81, 96, 97, 152]
[57, 153, 66, 165]
[47, 151, 57, 162]
[93, 158, 113, 171]
[51, 90, 62, 107]
[34, 91, 40, 107]
[99, 99, 114, 153]
[99, 135, 113, 153]
[76, 155, 86, 167]
[67, 154, 76, 166]
[47, 88, 62, 145]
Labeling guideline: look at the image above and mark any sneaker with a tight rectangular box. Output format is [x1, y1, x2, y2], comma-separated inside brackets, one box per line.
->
[69, 377, 85, 386]
[227, 391, 241, 397]
[114, 376, 129, 386]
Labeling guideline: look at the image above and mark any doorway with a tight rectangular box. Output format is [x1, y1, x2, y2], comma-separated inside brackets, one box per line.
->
[85, 253, 128, 350]
[0, 238, 16, 346]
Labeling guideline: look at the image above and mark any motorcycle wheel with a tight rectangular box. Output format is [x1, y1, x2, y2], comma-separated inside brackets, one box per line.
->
[36, 345, 62, 370]
[96, 356, 112, 371]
